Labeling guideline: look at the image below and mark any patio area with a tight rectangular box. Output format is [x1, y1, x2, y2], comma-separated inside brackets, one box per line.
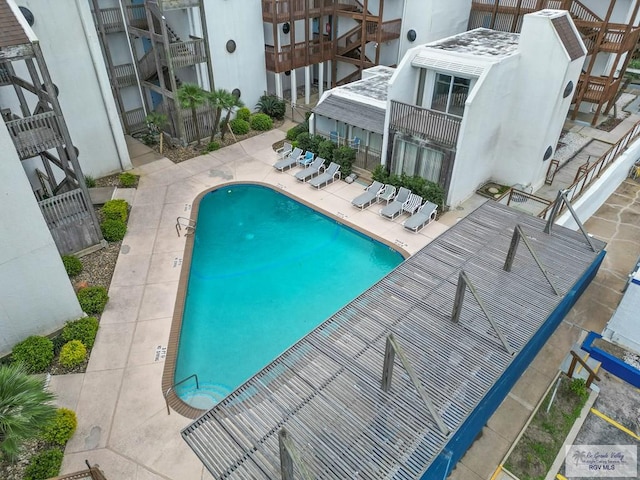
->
[50, 129, 451, 479]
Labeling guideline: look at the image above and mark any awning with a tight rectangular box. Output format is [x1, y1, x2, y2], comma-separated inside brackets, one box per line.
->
[313, 94, 386, 134]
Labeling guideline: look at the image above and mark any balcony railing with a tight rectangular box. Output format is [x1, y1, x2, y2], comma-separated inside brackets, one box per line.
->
[576, 74, 621, 104]
[96, 7, 125, 33]
[366, 19, 402, 42]
[6, 111, 64, 159]
[169, 39, 207, 68]
[124, 107, 147, 134]
[262, 0, 331, 22]
[390, 100, 462, 148]
[0, 63, 10, 85]
[114, 63, 137, 88]
[265, 40, 334, 72]
[126, 4, 148, 30]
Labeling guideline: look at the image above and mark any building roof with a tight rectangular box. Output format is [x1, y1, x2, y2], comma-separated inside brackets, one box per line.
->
[182, 201, 604, 479]
[313, 66, 392, 134]
[0, 0, 29, 48]
[313, 94, 386, 134]
[427, 28, 520, 58]
[550, 14, 586, 61]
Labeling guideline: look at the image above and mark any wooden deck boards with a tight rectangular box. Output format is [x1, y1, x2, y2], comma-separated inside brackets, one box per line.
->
[182, 201, 605, 479]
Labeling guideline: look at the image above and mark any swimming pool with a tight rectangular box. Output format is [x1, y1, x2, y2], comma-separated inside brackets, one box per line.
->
[172, 184, 404, 410]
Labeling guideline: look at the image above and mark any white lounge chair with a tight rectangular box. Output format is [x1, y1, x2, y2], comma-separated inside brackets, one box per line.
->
[380, 187, 411, 220]
[276, 142, 292, 159]
[377, 184, 396, 204]
[295, 157, 325, 182]
[402, 193, 423, 216]
[404, 202, 438, 232]
[273, 147, 302, 171]
[309, 162, 341, 189]
[351, 181, 384, 209]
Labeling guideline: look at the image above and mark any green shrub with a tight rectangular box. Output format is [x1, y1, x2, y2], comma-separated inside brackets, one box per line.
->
[77, 286, 109, 315]
[101, 218, 127, 242]
[119, 172, 137, 188]
[203, 141, 220, 153]
[12, 336, 54, 374]
[256, 94, 286, 120]
[61, 255, 83, 277]
[235, 107, 251, 122]
[41, 408, 77, 445]
[62, 316, 99, 349]
[250, 113, 273, 131]
[333, 145, 356, 178]
[23, 448, 63, 480]
[569, 378, 589, 401]
[317, 139, 337, 162]
[59, 340, 87, 368]
[101, 199, 128, 222]
[295, 133, 323, 153]
[84, 175, 96, 188]
[372, 166, 444, 208]
[285, 118, 310, 141]
[229, 118, 250, 135]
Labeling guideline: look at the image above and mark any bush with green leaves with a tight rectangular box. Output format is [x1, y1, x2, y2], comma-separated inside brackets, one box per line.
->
[256, 94, 286, 120]
[62, 316, 99, 349]
[295, 133, 324, 153]
[23, 448, 63, 480]
[332, 145, 356, 178]
[41, 408, 77, 446]
[235, 107, 251, 122]
[203, 141, 220, 153]
[61, 255, 83, 277]
[317, 139, 337, 162]
[0, 363, 56, 461]
[119, 172, 137, 188]
[101, 218, 127, 242]
[84, 175, 96, 188]
[229, 118, 250, 135]
[372, 166, 445, 208]
[59, 340, 87, 368]
[101, 199, 128, 222]
[11, 336, 54, 374]
[250, 113, 273, 131]
[77, 286, 109, 315]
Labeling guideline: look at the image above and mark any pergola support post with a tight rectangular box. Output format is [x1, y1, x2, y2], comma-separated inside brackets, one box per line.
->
[544, 190, 597, 252]
[451, 271, 515, 355]
[381, 334, 450, 435]
[504, 224, 561, 296]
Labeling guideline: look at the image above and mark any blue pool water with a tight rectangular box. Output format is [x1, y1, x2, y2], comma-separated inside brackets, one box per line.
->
[174, 184, 403, 409]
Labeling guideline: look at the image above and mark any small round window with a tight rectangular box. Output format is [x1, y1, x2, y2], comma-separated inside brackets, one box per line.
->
[226, 40, 236, 53]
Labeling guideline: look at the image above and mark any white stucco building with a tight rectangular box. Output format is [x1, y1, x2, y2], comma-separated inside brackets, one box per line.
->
[313, 10, 586, 207]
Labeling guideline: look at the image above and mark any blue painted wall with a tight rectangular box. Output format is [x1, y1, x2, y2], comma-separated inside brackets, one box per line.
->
[421, 249, 606, 479]
[582, 332, 640, 388]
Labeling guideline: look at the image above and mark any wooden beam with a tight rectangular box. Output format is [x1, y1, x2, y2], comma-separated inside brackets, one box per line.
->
[0, 43, 34, 61]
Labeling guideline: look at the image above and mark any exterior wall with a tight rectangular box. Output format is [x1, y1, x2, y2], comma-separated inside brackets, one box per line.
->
[447, 58, 518, 206]
[0, 125, 83, 357]
[493, 12, 584, 193]
[17, 0, 131, 177]
[205, 0, 267, 110]
[398, 0, 472, 60]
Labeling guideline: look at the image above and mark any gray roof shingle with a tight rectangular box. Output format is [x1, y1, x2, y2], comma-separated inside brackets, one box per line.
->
[314, 94, 386, 134]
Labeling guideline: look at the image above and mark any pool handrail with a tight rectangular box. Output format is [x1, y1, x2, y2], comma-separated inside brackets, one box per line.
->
[164, 373, 199, 415]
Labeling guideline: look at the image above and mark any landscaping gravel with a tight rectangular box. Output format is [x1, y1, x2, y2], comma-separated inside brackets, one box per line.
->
[73, 240, 121, 292]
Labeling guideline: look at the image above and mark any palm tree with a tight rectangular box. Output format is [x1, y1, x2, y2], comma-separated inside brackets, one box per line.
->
[220, 93, 245, 141]
[206, 89, 234, 143]
[0, 363, 56, 461]
[177, 83, 206, 147]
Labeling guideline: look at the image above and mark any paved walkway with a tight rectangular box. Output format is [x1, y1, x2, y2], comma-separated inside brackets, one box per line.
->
[51, 129, 640, 479]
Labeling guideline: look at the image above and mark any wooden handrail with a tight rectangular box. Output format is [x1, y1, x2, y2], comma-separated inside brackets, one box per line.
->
[567, 350, 600, 388]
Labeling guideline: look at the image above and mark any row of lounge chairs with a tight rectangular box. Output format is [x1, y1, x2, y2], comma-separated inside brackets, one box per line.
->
[273, 143, 341, 189]
[351, 182, 438, 232]
[273, 143, 436, 231]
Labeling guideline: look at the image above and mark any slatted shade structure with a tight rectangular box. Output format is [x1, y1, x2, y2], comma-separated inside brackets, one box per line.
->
[182, 201, 605, 479]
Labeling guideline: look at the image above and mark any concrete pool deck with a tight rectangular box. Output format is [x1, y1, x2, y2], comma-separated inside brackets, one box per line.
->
[50, 128, 640, 479]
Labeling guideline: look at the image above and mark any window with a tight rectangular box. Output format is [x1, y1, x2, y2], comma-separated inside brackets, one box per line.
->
[392, 136, 444, 184]
[431, 74, 470, 117]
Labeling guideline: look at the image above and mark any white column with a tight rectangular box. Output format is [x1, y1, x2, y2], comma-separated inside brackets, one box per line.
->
[275, 73, 283, 99]
[318, 62, 324, 97]
[291, 69, 298, 106]
[327, 60, 332, 88]
[305, 65, 311, 105]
